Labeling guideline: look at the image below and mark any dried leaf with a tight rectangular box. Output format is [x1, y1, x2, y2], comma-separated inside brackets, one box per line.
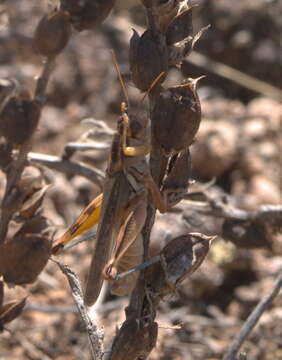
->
[0, 297, 27, 331]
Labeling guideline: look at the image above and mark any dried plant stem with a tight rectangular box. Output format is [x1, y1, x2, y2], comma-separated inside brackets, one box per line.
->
[0, 59, 54, 243]
[34, 58, 55, 104]
[28, 151, 105, 186]
[187, 51, 282, 102]
[55, 261, 104, 360]
[223, 271, 282, 360]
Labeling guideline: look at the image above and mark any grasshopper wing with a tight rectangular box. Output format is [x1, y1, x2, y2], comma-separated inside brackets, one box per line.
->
[52, 193, 103, 254]
[84, 172, 130, 306]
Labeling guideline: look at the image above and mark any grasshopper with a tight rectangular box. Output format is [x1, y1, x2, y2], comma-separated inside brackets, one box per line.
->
[53, 71, 167, 306]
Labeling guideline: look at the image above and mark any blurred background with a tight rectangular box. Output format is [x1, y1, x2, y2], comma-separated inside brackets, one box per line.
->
[0, 0, 281, 359]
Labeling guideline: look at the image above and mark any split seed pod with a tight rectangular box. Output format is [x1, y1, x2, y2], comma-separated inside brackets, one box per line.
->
[33, 10, 71, 58]
[0, 92, 41, 145]
[152, 77, 202, 155]
[166, 7, 193, 45]
[147, 233, 213, 297]
[0, 216, 52, 285]
[60, 0, 115, 31]
[162, 148, 192, 206]
[129, 29, 168, 92]
[0, 79, 17, 113]
[0, 297, 27, 332]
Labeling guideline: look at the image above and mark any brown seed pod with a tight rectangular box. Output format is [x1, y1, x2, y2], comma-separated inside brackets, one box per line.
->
[129, 29, 168, 92]
[166, 7, 193, 45]
[110, 319, 158, 360]
[147, 233, 213, 297]
[0, 93, 41, 145]
[0, 281, 3, 309]
[0, 216, 52, 285]
[33, 10, 71, 58]
[152, 77, 202, 155]
[0, 139, 13, 169]
[0, 297, 27, 332]
[19, 184, 51, 219]
[162, 148, 192, 207]
[60, 0, 115, 31]
[0, 79, 17, 113]
[0, 234, 52, 285]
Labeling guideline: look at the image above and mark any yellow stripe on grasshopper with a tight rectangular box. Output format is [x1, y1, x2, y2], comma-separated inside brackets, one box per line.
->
[52, 193, 103, 254]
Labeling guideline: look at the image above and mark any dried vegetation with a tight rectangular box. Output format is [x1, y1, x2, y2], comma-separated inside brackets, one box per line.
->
[0, 0, 281, 359]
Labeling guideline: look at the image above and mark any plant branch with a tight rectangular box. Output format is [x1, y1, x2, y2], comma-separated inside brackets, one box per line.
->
[223, 270, 282, 360]
[55, 261, 104, 360]
[28, 152, 105, 187]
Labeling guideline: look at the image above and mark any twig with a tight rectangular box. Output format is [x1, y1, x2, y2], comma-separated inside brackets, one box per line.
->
[34, 58, 55, 104]
[25, 298, 124, 315]
[28, 152, 105, 187]
[187, 51, 282, 102]
[223, 271, 282, 360]
[54, 260, 104, 360]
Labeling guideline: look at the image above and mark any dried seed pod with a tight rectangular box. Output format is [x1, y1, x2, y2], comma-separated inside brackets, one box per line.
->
[129, 29, 168, 92]
[19, 184, 51, 219]
[15, 215, 51, 236]
[147, 233, 213, 297]
[0, 79, 17, 113]
[0, 281, 3, 309]
[0, 139, 13, 169]
[162, 148, 192, 207]
[0, 92, 41, 145]
[152, 78, 202, 155]
[110, 319, 158, 360]
[0, 216, 52, 285]
[166, 7, 193, 45]
[0, 234, 52, 285]
[0, 297, 27, 332]
[60, 0, 115, 31]
[141, 0, 183, 32]
[33, 10, 71, 58]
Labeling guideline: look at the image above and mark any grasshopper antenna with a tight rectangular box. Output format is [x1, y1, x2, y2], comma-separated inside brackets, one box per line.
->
[136, 71, 165, 115]
[110, 49, 129, 114]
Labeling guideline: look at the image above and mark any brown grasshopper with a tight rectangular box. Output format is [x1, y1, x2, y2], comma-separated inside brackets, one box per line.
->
[83, 101, 167, 306]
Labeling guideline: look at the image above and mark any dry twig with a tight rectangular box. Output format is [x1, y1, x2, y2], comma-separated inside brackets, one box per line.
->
[223, 270, 282, 360]
[54, 260, 104, 360]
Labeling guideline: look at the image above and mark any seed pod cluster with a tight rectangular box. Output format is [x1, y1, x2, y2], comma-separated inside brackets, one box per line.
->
[60, 0, 116, 31]
[33, 10, 71, 58]
[152, 78, 202, 155]
[0, 91, 41, 145]
[129, 29, 168, 92]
